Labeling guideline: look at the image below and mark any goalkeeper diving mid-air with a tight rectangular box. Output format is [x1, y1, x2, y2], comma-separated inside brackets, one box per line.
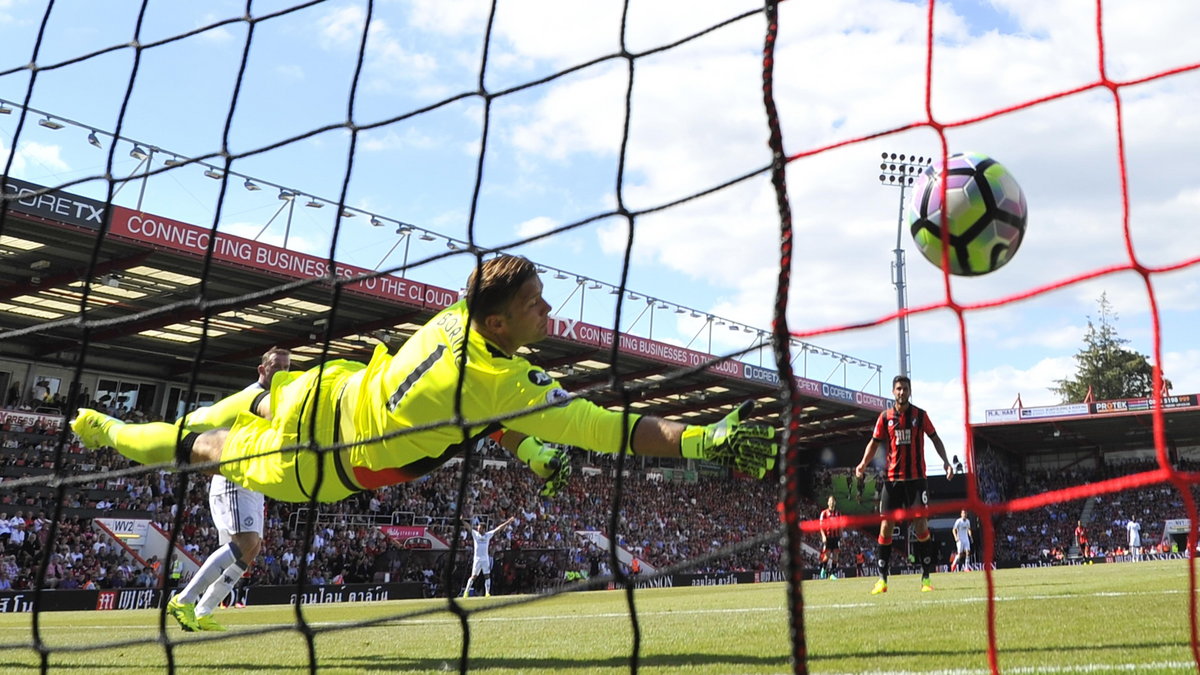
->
[72, 255, 778, 503]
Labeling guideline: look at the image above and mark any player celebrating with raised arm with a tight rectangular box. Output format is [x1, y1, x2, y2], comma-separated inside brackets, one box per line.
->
[818, 495, 842, 580]
[854, 375, 953, 594]
[462, 516, 515, 598]
[72, 255, 777, 504]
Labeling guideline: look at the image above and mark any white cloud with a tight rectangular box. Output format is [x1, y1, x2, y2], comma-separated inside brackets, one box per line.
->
[316, 4, 438, 91]
[197, 14, 236, 43]
[15, 141, 68, 174]
[359, 126, 438, 153]
[274, 64, 304, 81]
[514, 215, 558, 241]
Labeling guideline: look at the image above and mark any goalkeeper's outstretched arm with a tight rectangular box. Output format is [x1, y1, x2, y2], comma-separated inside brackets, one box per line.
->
[503, 401, 778, 481]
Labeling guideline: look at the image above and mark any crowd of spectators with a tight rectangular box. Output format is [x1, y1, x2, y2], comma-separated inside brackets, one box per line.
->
[992, 456, 1200, 563]
[5, 401, 1200, 594]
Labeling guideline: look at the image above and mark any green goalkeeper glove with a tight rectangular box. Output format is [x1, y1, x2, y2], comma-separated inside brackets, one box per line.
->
[679, 401, 778, 478]
[516, 435, 573, 497]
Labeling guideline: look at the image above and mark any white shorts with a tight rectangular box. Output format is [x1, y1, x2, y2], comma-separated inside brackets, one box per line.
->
[471, 558, 493, 576]
[209, 474, 265, 544]
[956, 540, 970, 555]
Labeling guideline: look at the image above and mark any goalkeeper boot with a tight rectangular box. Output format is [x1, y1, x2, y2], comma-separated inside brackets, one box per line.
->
[166, 595, 198, 632]
[71, 409, 124, 450]
[921, 577, 934, 592]
[195, 614, 227, 632]
[870, 579, 887, 595]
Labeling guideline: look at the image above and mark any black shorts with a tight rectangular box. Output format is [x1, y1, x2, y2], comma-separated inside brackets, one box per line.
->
[822, 538, 840, 552]
[879, 478, 928, 515]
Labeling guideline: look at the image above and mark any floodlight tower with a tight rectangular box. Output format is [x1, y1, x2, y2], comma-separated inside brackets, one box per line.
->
[877, 152, 932, 379]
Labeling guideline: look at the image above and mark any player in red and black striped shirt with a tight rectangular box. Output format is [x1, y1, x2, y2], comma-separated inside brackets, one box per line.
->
[818, 495, 842, 579]
[854, 375, 954, 594]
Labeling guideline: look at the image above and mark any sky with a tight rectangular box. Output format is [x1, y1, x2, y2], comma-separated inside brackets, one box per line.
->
[2, 0, 1200, 473]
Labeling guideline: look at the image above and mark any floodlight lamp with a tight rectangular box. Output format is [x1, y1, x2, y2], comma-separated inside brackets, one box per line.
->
[164, 156, 186, 167]
[370, 216, 383, 227]
[130, 145, 149, 160]
[278, 189, 296, 201]
[305, 198, 323, 208]
[203, 168, 224, 180]
[243, 179, 261, 191]
[38, 117, 64, 130]
[341, 209, 354, 218]
[419, 232, 435, 241]
[0, 102, 11, 115]
[87, 131, 102, 148]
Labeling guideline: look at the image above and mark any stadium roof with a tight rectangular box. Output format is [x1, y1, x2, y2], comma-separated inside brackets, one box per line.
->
[972, 398, 1200, 459]
[0, 177, 888, 442]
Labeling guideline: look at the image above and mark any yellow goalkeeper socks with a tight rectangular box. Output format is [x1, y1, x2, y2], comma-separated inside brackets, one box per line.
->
[113, 422, 189, 465]
[178, 388, 262, 432]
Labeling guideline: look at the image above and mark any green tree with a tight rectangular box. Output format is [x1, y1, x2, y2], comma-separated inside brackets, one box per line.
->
[1050, 293, 1169, 403]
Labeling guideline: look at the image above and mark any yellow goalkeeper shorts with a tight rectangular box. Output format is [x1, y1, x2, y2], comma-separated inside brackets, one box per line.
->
[218, 361, 364, 503]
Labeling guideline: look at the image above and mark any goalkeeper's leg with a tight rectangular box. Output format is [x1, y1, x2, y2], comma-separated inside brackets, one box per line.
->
[179, 388, 265, 431]
[73, 410, 211, 466]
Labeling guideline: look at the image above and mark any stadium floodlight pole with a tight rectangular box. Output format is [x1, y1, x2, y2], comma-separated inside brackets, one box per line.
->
[877, 152, 931, 379]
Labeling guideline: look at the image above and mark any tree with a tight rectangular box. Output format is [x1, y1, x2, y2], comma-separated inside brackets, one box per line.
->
[1050, 293, 1169, 403]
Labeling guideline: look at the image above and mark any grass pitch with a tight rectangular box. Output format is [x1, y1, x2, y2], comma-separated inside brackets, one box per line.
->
[0, 560, 1196, 674]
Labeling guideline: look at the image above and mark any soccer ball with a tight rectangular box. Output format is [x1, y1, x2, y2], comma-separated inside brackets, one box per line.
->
[907, 152, 1027, 276]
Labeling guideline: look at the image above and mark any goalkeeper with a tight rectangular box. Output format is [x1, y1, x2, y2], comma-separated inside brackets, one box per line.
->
[71, 255, 777, 502]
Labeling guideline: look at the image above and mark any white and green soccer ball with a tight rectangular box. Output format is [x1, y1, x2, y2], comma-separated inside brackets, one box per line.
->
[907, 152, 1028, 276]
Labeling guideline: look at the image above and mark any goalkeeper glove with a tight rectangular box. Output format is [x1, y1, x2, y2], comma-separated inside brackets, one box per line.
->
[516, 435, 573, 497]
[679, 400, 778, 478]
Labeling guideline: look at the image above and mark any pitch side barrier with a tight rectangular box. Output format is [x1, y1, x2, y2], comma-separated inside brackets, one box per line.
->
[0, 582, 422, 614]
[1, 176, 888, 414]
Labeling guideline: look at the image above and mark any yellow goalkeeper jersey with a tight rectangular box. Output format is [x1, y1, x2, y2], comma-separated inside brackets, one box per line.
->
[340, 299, 638, 488]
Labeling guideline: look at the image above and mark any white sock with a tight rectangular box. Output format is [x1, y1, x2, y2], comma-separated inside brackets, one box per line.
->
[196, 559, 248, 617]
[177, 543, 240, 605]
[484, 577, 491, 594]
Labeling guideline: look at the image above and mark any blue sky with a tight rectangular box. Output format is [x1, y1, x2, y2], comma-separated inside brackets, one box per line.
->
[3, 0, 1200, 471]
